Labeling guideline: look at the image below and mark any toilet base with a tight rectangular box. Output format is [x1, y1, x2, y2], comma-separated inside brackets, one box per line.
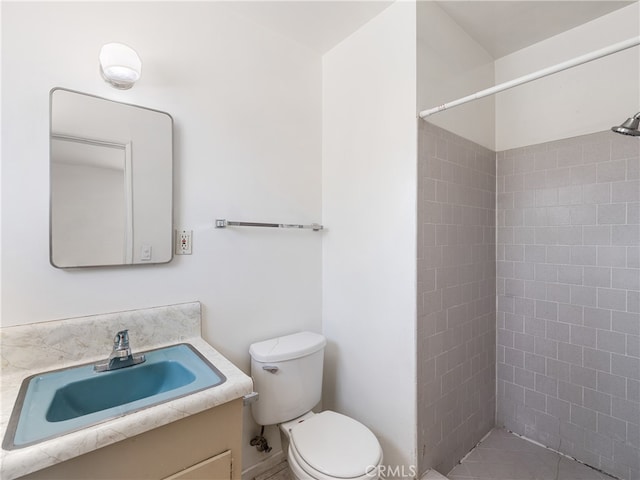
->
[287, 445, 380, 480]
[286, 447, 312, 480]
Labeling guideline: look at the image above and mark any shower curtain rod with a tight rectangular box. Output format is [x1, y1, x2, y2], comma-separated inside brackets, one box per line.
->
[419, 36, 640, 119]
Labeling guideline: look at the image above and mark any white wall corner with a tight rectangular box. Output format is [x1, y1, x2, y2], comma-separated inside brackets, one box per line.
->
[322, 0, 418, 472]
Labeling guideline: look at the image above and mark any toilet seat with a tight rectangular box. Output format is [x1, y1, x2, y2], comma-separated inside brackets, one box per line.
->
[289, 411, 382, 479]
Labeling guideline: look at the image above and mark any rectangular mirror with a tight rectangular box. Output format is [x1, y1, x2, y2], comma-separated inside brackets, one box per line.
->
[50, 88, 173, 268]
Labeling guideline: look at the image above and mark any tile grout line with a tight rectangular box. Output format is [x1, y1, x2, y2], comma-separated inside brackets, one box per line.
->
[502, 428, 620, 480]
[449, 428, 496, 471]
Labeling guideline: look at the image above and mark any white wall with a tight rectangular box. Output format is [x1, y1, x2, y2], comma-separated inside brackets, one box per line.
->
[417, 1, 495, 151]
[1, 2, 322, 471]
[495, 2, 640, 151]
[322, 1, 418, 473]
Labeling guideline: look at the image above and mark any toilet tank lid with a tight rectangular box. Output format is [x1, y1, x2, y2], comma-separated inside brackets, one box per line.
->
[249, 332, 326, 362]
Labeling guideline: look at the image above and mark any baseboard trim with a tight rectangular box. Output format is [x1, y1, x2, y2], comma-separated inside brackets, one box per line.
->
[241, 450, 285, 480]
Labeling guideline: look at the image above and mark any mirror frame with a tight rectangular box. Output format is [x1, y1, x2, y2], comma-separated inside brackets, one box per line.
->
[49, 87, 174, 268]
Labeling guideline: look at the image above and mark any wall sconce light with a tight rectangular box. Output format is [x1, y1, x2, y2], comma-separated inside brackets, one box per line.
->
[99, 43, 142, 90]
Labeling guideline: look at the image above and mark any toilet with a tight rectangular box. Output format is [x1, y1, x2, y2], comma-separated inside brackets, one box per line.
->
[250, 332, 383, 480]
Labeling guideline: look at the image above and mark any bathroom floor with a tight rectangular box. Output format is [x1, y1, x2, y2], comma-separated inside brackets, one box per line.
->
[447, 429, 616, 480]
[255, 460, 293, 480]
[255, 429, 615, 480]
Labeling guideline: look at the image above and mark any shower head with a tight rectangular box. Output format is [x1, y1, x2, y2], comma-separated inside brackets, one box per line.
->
[612, 112, 640, 136]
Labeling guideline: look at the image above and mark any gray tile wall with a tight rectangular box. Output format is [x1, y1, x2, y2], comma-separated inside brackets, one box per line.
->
[417, 121, 496, 475]
[496, 131, 640, 480]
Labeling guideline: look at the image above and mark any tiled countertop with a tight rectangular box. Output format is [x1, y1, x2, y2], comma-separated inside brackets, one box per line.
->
[0, 302, 253, 480]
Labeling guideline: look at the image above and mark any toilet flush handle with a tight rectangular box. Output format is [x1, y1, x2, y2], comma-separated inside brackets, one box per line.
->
[262, 365, 279, 374]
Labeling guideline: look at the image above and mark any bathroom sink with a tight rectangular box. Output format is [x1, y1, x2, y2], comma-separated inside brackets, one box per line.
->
[3, 344, 226, 449]
[46, 360, 197, 422]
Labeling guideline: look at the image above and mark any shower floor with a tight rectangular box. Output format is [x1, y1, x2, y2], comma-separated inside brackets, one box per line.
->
[447, 429, 615, 480]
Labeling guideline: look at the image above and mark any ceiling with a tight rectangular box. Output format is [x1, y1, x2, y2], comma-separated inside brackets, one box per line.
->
[436, 1, 635, 59]
[224, 1, 393, 54]
[226, 1, 635, 58]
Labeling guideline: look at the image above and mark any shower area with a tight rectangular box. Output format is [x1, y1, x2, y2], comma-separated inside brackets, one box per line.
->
[415, 2, 639, 480]
[323, 2, 638, 480]
[493, 123, 639, 479]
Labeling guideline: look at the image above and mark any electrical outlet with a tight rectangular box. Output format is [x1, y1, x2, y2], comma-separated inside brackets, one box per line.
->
[176, 230, 192, 255]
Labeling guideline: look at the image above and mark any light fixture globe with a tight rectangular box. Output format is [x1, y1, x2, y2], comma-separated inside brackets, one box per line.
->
[99, 43, 142, 90]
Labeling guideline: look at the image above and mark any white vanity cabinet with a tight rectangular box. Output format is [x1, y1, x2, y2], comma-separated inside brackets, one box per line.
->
[18, 398, 242, 480]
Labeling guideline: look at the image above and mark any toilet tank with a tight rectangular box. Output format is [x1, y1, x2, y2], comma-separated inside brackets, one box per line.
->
[249, 332, 326, 426]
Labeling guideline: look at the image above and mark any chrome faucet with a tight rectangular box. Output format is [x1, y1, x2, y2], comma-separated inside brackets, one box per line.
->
[94, 329, 146, 372]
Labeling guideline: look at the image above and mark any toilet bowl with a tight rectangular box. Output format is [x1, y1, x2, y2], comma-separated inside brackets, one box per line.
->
[281, 411, 383, 480]
[249, 332, 384, 480]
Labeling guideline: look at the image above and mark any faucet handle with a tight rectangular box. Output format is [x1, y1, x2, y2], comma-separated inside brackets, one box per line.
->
[113, 330, 130, 350]
[95, 329, 144, 372]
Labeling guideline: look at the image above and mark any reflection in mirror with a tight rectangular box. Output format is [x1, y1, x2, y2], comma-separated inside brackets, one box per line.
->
[51, 135, 133, 265]
[50, 88, 173, 268]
